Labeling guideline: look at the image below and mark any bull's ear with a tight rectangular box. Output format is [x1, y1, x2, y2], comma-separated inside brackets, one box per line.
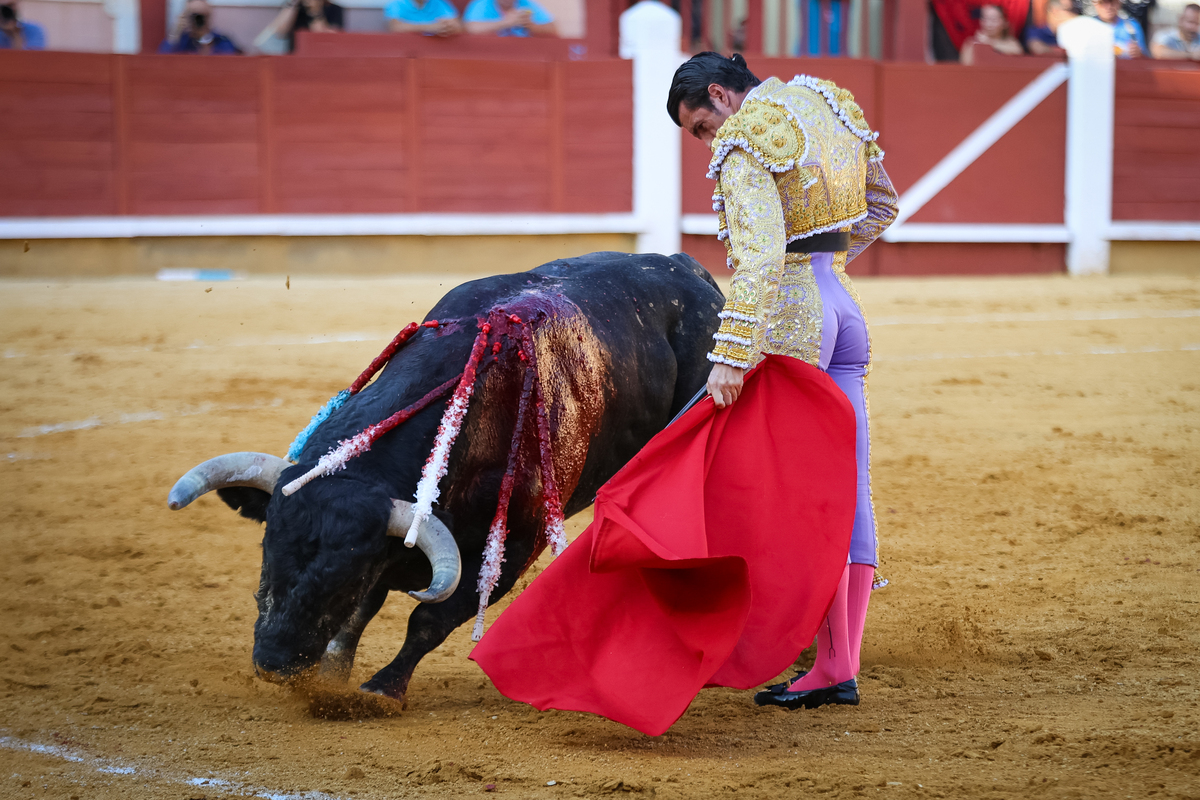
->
[217, 487, 271, 523]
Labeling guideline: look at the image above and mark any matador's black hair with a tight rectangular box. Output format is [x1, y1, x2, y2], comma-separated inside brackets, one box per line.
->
[666, 52, 761, 127]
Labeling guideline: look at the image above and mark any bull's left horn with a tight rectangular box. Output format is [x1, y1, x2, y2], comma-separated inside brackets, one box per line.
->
[168, 452, 291, 511]
[387, 500, 462, 603]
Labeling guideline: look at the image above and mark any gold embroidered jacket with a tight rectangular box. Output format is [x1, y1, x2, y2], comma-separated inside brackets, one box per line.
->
[707, 75, 898, 369]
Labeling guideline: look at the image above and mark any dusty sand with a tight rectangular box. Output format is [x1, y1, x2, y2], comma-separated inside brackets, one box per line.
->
[1, 271, 1198, 800]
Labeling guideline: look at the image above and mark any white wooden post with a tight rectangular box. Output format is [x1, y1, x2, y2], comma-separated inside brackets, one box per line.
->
[1058, 17, 1115, 276]
[620, 1, 684, 255]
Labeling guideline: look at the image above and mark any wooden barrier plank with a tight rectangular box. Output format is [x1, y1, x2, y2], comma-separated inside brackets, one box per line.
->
[1113, 66, 1200, 220]
[562, 60, 632, 213]
[127, 142, 260, 173]
[127, 113, 259, 142]
[1116, 97, 1200, 128]
[1112, 176, 1200, 203]
[269, 57, 411, 213]
[0, 141, 114, 170]
[0, 51, 112, 84]
[0, 112, 114, 141]
[1116, 66, 1200, 101]
[272, 115, 410, 143]
[275, 143, 408, 172]
[874, 242, 1065, 275]
[0, 82, 114, 114]
[0, 171, 116, 216]
[1114, 124, 1196, 154]
[1113, 201, 1200, 221]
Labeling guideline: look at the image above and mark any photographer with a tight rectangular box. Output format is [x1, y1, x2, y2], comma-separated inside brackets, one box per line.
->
[0, 2, 46, 49]
[160, 0, 242, 54]
[257, 0, 343, 54]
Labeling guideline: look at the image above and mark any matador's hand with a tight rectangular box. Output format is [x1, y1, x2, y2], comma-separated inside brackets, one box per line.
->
[707, 363, 744, 409]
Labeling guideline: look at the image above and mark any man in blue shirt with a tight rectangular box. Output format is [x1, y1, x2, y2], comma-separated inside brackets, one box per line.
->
[464, 0, 556, 37]
[1092, 0, 1147, 57]
[0, 2, 46, 49]
[386, 0, 462, 36]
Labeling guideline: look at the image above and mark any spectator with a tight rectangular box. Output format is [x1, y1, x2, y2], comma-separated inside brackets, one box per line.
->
[0, 2, 45, 49]
[960, 3, 1025, 63]
[1025, 24, 1062, 53]
[1091, 0, 1146, 57]
[1025, 0, 1065, 54]
[257, 0, 343, 53]
[1121, 0, 1154, 39]
[161, 0, 242, 54]
[386, 0, 462, 36]
[463, 0, 557, 37]
[1150, 2, 1200, 60]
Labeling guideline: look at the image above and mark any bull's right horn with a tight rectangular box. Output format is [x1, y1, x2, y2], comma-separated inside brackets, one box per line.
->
[168, 452, 291, 511]
[386, 500, 462, 604]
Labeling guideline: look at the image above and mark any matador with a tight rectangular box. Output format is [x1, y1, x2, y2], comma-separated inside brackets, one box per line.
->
[470, 52, 897, 734]
[677, 52, 898, 710]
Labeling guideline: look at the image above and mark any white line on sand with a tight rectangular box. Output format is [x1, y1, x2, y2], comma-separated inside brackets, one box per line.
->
[16, 398, 284, 439]
[0, 735, 348, 800]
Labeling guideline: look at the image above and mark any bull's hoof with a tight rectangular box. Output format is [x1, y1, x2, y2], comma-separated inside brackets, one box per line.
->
[303, 684, 406, 720]
[317, 654, 355, 684]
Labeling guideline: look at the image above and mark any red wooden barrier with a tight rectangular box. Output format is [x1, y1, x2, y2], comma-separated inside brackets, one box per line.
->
[1113, 61, 1200, 223]
[0, 51, 632, 217]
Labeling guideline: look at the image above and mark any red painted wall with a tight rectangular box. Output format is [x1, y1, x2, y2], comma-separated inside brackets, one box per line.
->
[0, 51, 632, 217]
[1113, 61, 1200, 222]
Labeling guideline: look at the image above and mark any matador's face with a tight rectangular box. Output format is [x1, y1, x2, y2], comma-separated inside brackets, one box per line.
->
[679, 84, 746, 148]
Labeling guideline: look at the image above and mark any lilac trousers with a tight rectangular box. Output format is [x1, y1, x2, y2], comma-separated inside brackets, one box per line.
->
[811, 252, 877, 567]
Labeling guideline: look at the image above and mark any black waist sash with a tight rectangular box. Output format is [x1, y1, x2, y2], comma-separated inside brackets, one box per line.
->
[786, 231, 850, 253]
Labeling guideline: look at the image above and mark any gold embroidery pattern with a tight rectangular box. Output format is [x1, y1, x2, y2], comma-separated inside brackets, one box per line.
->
[709, 147, 786, 369]
[708, 99, 806, 181]
[707, 76, 896, 374]
[762, 253, 823, 367]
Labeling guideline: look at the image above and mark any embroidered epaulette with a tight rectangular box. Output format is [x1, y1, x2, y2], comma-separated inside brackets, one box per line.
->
[707, 100, 805, 181]
[787, 74, 880, 145]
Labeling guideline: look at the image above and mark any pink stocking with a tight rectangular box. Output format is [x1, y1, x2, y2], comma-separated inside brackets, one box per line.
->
[846, 563, 874, 675]
[788, 565, 852, 691]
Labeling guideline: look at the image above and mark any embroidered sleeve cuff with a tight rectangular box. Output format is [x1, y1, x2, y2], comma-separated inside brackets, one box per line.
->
[707, 350, 753, 369]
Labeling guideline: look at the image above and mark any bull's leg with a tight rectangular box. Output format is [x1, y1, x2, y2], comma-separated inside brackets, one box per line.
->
[320, 581, 390, 683]
[358, 554, 486, 700]
[361, 537, 537, 702]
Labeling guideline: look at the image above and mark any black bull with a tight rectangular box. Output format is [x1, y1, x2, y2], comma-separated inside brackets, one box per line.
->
[169, 251, 723, 705]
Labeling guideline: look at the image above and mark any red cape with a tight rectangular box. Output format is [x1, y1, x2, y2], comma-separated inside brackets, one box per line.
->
[470, 355, 857, 735]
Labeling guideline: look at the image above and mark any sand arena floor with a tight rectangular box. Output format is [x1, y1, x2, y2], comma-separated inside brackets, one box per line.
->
[0, 271, 1198, 800]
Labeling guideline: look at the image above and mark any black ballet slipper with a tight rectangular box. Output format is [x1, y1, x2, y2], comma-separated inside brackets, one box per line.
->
[754, 678, 860, 710]
[763, 670, 810, 695]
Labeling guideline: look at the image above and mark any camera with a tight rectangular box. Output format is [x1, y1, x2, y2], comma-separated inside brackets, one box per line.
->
[190, 11, 207, 28]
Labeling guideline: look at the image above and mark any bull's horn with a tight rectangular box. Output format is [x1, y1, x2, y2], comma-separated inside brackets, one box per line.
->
[387, 500, 462, 603]
[168, 452, 290, 511]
